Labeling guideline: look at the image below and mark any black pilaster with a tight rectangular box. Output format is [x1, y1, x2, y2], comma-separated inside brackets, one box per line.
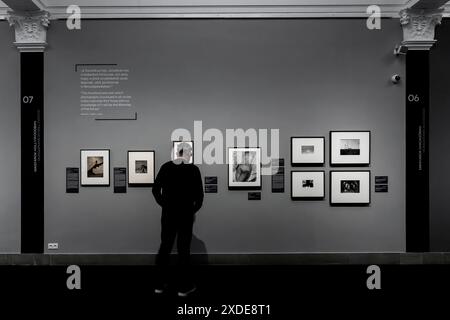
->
[406, 50, 430, 252]
[21, 52, 44, 253]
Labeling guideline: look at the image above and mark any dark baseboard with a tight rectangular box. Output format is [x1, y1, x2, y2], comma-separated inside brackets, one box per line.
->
[1, 253, 450, 266]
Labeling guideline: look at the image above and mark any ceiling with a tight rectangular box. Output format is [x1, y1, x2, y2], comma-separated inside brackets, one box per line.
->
[0, 0, 449, 19]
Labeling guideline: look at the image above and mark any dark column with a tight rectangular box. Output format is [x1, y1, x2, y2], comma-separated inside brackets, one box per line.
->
[400, 8, 443, 252]
[405, 50, 430, 252]
[7, 11, 49, 253]
[20, 52, 44, 253]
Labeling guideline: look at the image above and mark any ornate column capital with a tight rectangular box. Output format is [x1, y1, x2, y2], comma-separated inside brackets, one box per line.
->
[6, 11, 50, 53]
[399, 8, 443, 50]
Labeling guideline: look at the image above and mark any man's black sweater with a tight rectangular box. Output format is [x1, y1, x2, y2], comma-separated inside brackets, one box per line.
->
[152, 161, 204, 214]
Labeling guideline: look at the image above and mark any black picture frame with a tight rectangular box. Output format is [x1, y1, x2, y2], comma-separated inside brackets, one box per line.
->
[80, 149, 110, 187]
[291, 170, 325, 201]
[228, 147, 262, 190]
[329, 131, 371, 167]
[329, 170, 371, 206]
[290, 136, 325, 167]
[127, 150, 155, 187]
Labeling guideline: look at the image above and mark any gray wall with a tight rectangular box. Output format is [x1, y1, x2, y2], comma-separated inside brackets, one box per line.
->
[44, 19, 405, 254]
[0, 22, 20, 253]
[430, 20, 450, 251]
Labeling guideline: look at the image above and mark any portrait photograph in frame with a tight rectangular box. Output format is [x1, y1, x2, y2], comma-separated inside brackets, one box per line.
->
[80, 149, 110, 186]
[228, 147, 261, 190]
[291, 137, 325, 166]
[291, 171, 325, 200]
[128, 150, 155, 187]
[330, 131, 371, 166]
[173, 141, 194, 164]
[330, 171, 371, 206]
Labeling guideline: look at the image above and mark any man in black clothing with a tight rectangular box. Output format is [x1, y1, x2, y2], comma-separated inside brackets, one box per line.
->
[152, 142, 204, 297]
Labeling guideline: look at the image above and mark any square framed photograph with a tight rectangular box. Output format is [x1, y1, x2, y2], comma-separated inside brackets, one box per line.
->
[291, 171, 325, 200]
[330, 171, 371, 206]
[80, 149, 110, 186]
[291, 137, 325, 166]
[330, 131, 370, 166]
[128, 150, 155, 187]
[173, 141, 194, 164]
[228, 148, 261, 190]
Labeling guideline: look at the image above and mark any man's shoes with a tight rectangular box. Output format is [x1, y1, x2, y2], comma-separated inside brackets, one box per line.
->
[177, 285, 197, 297]
[154, 283, 168, 294]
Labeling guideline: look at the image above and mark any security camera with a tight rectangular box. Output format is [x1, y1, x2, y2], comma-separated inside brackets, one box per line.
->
[391, 74, 401, 84]
[394, 45, 407, 56]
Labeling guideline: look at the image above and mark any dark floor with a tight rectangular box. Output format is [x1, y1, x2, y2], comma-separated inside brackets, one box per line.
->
[0, 265, 447, 318]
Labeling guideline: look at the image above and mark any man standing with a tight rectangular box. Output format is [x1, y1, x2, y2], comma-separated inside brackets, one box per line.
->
[152, 142, 204, 297]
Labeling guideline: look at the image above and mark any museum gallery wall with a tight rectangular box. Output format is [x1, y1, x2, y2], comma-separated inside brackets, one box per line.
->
[31, 19, 405, 253]
[0, 24, 20, 253]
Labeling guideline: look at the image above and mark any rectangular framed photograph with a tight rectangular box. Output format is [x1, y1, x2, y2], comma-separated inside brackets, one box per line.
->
[330, 131, 370, 166]
[228, 148, 261, 190]
[128, 150, 155, 187]
[80, 149, 110, 186]
[330, 171, 371, 206]
[291, 137, 325, 166]
[173, 141, 194, 164]
[291, 171, 325, 200]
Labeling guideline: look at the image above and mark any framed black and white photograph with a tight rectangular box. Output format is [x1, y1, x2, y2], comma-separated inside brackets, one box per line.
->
[228, 147, 261, 190]
[173, 141, 194, 164]
[291, 137, 325, 166]
[291, 171, 325, 200]
[128, 150, 155, 187]
[330, 171, 371, 206]
[80, 149, 110, 186]
[330, 131, 370, 166]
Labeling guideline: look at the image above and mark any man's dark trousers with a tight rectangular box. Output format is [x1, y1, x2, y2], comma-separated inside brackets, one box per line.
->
[155, 207, 194, 288]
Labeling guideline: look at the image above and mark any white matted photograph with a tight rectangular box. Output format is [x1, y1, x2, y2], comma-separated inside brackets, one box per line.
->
[330, 131, 370, 166]
[228, 148, 261, 190]
[291, 171, 325, 200]
[173, 141, 194, 164]
[128, 150, 155, 187]
[80, 149, 110, 186]
[330, 171, 371, 205]
[291, 137, 325, 166]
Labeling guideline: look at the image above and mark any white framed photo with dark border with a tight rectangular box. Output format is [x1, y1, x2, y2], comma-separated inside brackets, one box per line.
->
[330, 171, 371, 206]
[291, 137, 325, 166]
[330, 131, 370, 166]
[80, 149, 110, 186]
[291, 171, 325, 200]
[173, 141, 194, 164]
[228, 147, 261, 190]
[128, 150, 155, 187]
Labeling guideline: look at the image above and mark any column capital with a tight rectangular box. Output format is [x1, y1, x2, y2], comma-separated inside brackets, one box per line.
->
[399, 8, 443, 51]
[6, 10, 50, 53]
